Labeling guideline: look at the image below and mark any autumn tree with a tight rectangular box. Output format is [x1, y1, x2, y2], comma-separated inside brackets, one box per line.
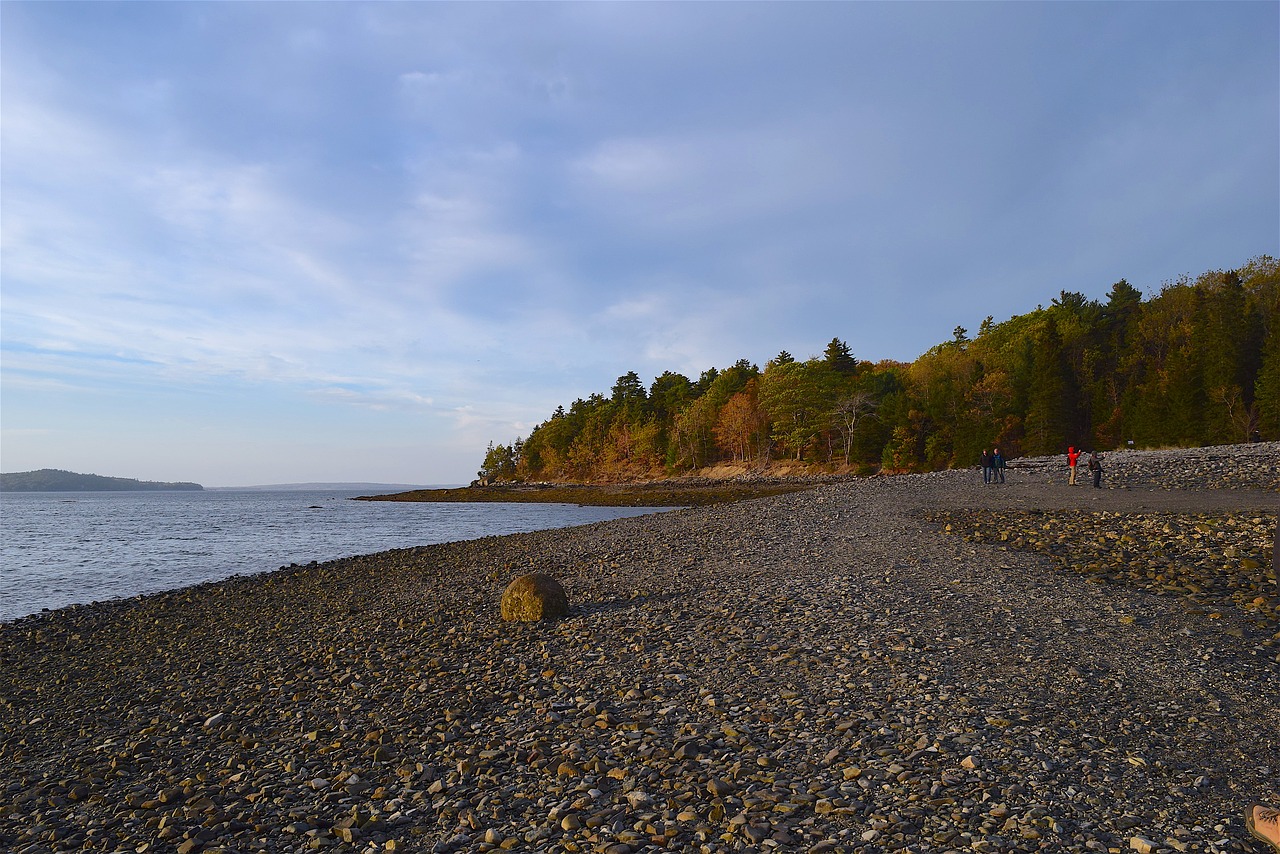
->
[714, 379, 768, 464]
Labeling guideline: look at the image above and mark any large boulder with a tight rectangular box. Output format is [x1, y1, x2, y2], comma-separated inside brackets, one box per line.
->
[500, 573, 569, 622]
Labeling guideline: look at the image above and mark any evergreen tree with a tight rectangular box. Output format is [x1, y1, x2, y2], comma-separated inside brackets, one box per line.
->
[649, 371, 694, 422]
[610, 371, 649, 423]
[823, 338, 857, 374]
[1255, 334, 1280, 439]
[1023, 317, 1075, 455]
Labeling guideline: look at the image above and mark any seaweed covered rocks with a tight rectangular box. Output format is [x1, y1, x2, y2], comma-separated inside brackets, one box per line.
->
[930, 510, 1280, 636]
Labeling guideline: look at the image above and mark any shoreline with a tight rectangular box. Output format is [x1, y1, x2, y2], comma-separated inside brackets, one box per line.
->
[358, 441, 1280, 507]
[355, 480, 824, 507]
[2, 444, 1277, 853]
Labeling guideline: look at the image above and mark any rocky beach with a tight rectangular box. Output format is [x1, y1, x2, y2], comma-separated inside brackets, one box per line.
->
[2, 443, 1277, 854]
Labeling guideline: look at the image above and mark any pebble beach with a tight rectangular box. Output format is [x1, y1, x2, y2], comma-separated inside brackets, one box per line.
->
[2, 443, 1278, 854]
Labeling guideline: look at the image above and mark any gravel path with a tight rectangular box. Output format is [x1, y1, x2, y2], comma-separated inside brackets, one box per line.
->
[1, 444, 1277, 854]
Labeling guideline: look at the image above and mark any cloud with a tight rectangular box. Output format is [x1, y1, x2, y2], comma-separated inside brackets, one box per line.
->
[576, 138, 686, 194]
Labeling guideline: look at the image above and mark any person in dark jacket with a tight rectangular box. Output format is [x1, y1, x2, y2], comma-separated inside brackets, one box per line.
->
[1088, 451, 1103, 488]
[992, 448, 1006, 484]
[980, 450, 993, 484]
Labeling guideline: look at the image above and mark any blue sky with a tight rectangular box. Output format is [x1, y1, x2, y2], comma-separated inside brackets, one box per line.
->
[2, 2, 1277, 487]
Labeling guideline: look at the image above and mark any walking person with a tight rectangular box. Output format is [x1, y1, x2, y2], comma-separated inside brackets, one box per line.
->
[992, 447, 1006, 484]
[980, 449, 992, 484]
[1067, 446, 1080, 485]
[1088, 451, 1103, 488]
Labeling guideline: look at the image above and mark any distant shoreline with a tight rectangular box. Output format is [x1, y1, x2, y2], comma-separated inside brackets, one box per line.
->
[0, 468, 203, 492]
[356, 479, 823, 507]
[207, 483, 451, 492]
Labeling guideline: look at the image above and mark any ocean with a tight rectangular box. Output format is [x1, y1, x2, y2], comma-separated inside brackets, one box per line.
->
[0, 490, 673, 623]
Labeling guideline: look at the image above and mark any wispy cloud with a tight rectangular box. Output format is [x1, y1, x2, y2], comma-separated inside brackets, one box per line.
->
[1, 1, 1275, 484]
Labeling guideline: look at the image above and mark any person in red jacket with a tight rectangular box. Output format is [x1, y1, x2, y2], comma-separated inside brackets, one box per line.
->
[1067, 446, 1081, 485]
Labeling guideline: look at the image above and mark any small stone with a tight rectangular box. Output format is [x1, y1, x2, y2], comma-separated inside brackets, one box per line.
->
[707, 778, 735, 797]
[674, 740, 701, 760]
[1130, 836, 1157, 854]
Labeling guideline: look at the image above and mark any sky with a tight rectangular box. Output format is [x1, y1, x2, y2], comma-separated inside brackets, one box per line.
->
[2, 2, 1277, 487]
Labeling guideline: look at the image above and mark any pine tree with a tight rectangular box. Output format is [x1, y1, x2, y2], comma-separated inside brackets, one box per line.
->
[823, 338, 857, 374]
[1023, 317, 1075, 455]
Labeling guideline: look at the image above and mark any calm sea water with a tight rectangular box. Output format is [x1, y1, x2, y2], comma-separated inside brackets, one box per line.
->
[0, 490, 671, 623]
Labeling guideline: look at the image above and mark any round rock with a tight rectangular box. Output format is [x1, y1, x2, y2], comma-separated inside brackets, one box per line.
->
[500, 572, 569, 622]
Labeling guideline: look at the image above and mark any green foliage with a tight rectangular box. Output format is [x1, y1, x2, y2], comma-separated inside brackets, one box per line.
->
[478, 441, 519, 482]
[488, 256, 1278, 481]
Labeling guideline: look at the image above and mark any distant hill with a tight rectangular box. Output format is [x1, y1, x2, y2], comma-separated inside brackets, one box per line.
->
[0, 469, 204, 492]
[208, 482, 448, 491]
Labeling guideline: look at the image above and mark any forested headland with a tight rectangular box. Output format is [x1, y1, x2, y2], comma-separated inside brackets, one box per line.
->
[481, 256, 1280, 484]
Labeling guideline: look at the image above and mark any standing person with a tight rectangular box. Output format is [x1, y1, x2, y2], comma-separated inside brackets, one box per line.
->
[992, 447, 1006, 484]
[980, 449, 992, 484]
[1067, 446, 1080, 485]
[1088, 451, 1103, 488]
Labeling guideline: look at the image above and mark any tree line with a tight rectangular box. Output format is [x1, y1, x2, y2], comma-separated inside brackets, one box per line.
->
[480, 256, 1280, 483]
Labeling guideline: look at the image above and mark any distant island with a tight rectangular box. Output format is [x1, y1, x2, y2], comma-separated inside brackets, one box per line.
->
[0, 469, 203, 492]
[208, 482, 445, 492]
